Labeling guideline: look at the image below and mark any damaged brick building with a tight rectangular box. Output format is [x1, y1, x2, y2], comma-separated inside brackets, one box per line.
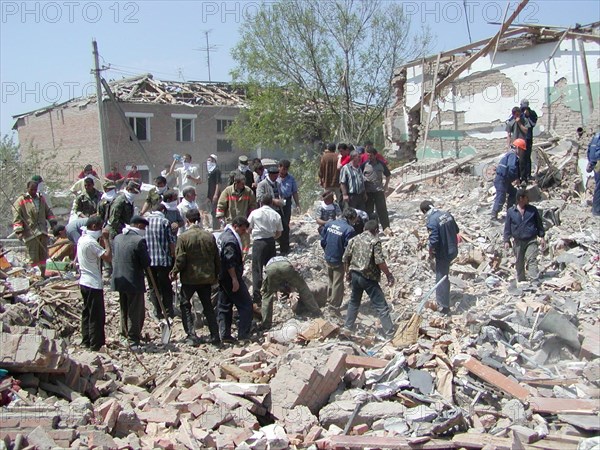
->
[12, 74, 246, 183]
[385, 22, 600, 161]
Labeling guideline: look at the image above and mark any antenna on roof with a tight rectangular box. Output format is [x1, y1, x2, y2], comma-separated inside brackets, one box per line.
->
[194, 30, 219, 82]
[463, 0, 473, 44]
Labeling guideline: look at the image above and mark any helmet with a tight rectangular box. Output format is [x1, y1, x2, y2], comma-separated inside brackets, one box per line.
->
[512, 138, 526, 150]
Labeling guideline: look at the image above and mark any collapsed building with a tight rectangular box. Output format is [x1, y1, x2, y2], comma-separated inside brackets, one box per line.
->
[384, 22, 600, 161]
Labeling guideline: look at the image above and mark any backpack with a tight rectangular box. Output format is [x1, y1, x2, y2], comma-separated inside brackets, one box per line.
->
[588, 132, 600, 163]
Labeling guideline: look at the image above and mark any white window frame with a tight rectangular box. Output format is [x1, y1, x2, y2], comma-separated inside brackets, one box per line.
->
[125, 112, 154, 141]
[216, 118, 233, 134]
[172, 113, 197, 142]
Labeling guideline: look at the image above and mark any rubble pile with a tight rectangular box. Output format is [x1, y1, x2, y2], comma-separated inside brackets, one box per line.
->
[1, 138, 599, 449]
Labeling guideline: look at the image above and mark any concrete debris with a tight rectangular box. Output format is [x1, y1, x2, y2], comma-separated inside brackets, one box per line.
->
[0, 135, 599, 448]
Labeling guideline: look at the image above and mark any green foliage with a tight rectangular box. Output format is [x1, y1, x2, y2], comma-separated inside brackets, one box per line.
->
[288, 149, 322, 214]
[231, 0, 431, 149]
[0, 135, 66, 236]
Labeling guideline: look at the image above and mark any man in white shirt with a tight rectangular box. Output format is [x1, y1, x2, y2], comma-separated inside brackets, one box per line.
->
[77, 216, 112, 351]
[167, 153, 202, 197]
[247, 193, 283, 304]
[177, 186, 200, 233]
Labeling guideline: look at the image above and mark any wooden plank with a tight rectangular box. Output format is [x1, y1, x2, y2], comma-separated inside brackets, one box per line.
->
[151, 362, 192, 399]
[420, 53, 441, 154]
[345, 355, 388, 370]
[220, 363, 257, 383]
[577, 39, 595, 117]
[391, 154, 477, 194]
[458, 356, 531, 402]
[317, 435, 455, 449]
[411, 0, 530, 114]
[529, 397, 599, 414]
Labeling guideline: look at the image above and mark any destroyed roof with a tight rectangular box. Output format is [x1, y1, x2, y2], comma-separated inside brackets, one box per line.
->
[12, 74, 246, 124]
[396, 21, 600, 71]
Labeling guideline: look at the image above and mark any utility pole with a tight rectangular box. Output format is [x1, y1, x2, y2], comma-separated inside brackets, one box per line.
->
[92, 39, 110, 176]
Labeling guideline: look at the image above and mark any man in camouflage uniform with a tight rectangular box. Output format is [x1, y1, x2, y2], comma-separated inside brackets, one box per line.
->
[108, 181, 140, 240]
[260, 256, 321, 329]
[141, 176, 168, 215]
[13, 180, 57, 277]
[216, 173, 256, 254]
[343, 220, 395, 336]
[73, 177, 102, 218]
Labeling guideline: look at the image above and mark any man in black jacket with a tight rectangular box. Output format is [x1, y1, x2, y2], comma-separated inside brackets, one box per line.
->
[216, 216, 253, 342]
[112, 215, 151, 350]
[504, 189, 546, 282]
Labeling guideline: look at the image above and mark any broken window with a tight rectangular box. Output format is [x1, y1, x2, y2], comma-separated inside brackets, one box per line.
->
[128, 116, 150, 141]
[217, 119, 233, 134]
[217, 139, 233, 152]
[176, 118, 194, 142]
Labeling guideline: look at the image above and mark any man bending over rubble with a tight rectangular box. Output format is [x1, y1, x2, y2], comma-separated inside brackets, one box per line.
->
[342, 220, 395, 337]
[503, 189, 546, 283]
[260, 256, 321, 329]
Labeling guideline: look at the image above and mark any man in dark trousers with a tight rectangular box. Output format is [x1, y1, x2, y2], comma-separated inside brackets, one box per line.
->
[491, 138, 525, 222]
[111, 215, 151, 351]
[320, 207, 357, 311]
[206, 154, 222, 229]
[145, 203, 176, 322]
[504, 189, 546, 283]
[216, 216, 253, 342]
[420, 200, 460, 315]
[260, 256, 321, 329]
[170, 209, 221, 345]
[77, 216, 112, 351]
[520, 99, 538, 183]
[342, 220, 395, 336]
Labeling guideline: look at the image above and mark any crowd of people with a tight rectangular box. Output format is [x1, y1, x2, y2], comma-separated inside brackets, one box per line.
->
[10, 106, 600, 352]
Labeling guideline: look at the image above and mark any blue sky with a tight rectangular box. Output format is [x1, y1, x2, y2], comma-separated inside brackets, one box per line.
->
[1, 0, 598, 139]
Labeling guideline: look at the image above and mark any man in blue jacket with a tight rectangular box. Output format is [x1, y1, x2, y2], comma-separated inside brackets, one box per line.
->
[503, 189, 546, 282]
[491, 138, 525, 222]
[420, 201, 460, 314]
[586, 131, 600, 217]
[320, 208, 357, 310]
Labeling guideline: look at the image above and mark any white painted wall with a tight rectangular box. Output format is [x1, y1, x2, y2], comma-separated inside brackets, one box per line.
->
[404, 39, 599, 138]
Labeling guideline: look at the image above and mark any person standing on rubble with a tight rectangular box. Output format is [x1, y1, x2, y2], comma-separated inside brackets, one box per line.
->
[111, 215, 151, 351]
[170, 209, 221, 346]
[505, 106, 530, 149]
[504, 189, 546, 283]
[342, 220, 395, 336]
[216, 216, 253, 343]
[420, 200, 460, 315]
[277, 159, 301, 255]
[12, 180, 57, 278]
[320, 143, 342, 207]
[586, 131, 600, 217]
[77, 216, 112, 351]
[321, 207, 357, 312]
[491, 139, 525, 222]
[362, 147, 392, 233]
[145, 203, 176, 323]
[248, 193, 283, 305]
[520, 99, 538, 183]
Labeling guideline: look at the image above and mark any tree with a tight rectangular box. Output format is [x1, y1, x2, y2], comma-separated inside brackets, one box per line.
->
[230, 0, 432, 148]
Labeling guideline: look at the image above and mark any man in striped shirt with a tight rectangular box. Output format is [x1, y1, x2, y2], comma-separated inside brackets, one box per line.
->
[145, 203, 176, 320]
[339, 150, 366, 211]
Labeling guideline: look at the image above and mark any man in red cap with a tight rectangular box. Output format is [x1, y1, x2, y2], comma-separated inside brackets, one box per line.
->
[491, 139, 525, 222]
